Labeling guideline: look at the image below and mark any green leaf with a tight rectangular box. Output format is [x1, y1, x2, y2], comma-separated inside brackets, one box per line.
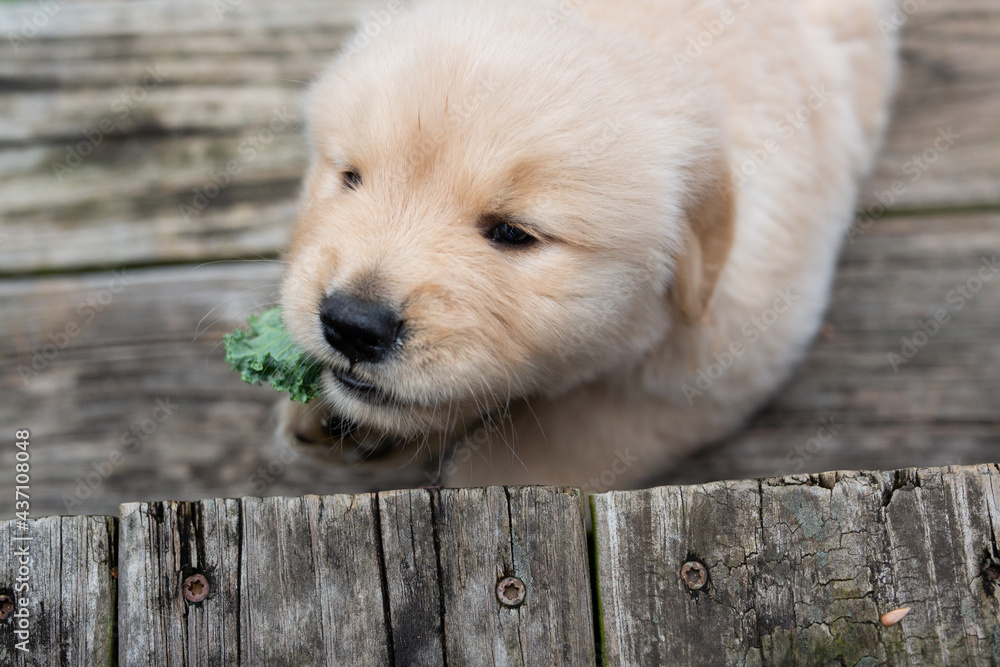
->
[223, 307, 323, 403]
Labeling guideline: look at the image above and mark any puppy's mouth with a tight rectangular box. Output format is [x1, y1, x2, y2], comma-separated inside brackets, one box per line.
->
[331, 366, 397, 407]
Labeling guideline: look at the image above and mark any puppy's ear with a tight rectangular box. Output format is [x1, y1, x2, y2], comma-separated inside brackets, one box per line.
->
[670, 156, 736, 324]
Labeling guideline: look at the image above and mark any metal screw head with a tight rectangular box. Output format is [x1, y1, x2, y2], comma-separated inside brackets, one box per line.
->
[0, 595, 14, 620]
[496, 576, 526, 608]
[182, 574, 209, 603]
[680, 561, 708, 591]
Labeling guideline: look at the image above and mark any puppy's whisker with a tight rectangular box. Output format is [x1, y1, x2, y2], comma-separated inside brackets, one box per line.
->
[195, 287, 282, 339]
[398, 431, 429, 469]
[470, 375, 527, 476]
[522, 398, 548, 448]
[191, 256, 287, 270]
[484, 373, 530, 477]
[199, 299, 283, 343]
[462, 379, 492, 470]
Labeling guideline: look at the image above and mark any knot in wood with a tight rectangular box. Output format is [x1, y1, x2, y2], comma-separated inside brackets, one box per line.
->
[0, 594, 14, 620]
[680, 561, 708, 591]
[496, 576, 526, 608]
[182, 574, 209, 603]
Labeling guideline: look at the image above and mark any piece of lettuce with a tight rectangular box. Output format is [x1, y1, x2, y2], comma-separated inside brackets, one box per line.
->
[224, 307, 323, 403]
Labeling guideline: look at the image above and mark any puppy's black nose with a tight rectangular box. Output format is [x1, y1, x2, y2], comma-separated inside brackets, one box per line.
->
[319, 292, 402, 363]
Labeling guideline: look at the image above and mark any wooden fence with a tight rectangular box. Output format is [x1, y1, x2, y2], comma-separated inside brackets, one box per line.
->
[3, 463, 999, 665]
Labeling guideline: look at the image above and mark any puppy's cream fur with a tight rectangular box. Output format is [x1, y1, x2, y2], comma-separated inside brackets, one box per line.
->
[280, 0, 897, 488]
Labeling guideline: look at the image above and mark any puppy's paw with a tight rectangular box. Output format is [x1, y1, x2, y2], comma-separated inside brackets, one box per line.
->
[274, 398, 428, 468]
[275, 398, 337, 459]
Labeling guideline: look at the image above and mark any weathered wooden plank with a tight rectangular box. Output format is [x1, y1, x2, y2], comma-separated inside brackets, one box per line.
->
[433, 486, 596, 665]
[0, 85, 306, 145]
[0, 51, 345, 90]
[0, 0, 367, 38]
[591, 463, 1000, 665]
[860, 0, 1000, 211]
[376, 490, 446, 665]
[0, 0, 998, 272]
[118, 487, 594, 665]
[117, 499, 239, 665]
[0, 515, 116, 666]
[0, 134, 304, 274]
[118, 495, 391, 666]
[0, 0, 354, 273]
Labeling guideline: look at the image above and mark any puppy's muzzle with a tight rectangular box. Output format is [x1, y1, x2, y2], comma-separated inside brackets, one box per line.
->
[319, 292, 403, 363]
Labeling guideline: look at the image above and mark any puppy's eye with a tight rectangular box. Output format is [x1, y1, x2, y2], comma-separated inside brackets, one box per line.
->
[487, 220, 535, 247]
[342, 169, 362, 190]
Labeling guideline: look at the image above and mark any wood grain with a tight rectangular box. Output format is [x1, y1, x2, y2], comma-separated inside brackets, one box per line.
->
[118, 495, 391, 666]
[117, 487, 594, 665]
[4, 469, 997, 663]
[591, 463, 1000, 665]
[0, 0, 356, 273]
[861, 0, 1000, 211]
[0, 515, 117, 666]
[376, 490, 446, 665]
[433, 486, 596, 666]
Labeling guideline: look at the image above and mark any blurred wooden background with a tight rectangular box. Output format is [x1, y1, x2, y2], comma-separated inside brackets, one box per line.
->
[1, 0, 998, 517]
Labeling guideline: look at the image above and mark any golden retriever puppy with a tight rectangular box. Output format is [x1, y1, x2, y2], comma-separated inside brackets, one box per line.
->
[279, 0, 898, 489]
